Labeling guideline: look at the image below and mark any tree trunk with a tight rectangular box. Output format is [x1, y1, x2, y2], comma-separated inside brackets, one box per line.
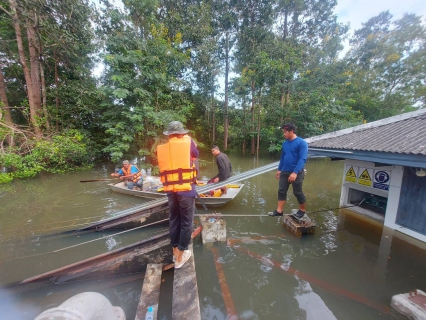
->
[0, 65, 14, 147]
[250, 80, 255, 155]
[0, 68, 12, 124]
[280, 8, 288, 122]
[211, 89, 215, 143]
[27, 16, 42, 117]
[54, 50, 60, 131]
[256, 87, 261, 155]
[223, 31, 229, 151]
[9, 0, 41, 136]
[39, 57, 50, 130]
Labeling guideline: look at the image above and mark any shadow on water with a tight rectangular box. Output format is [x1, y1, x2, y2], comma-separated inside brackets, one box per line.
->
[1, 155, 426, 319]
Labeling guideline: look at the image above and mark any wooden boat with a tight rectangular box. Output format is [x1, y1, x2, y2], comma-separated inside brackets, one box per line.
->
[11, 227, 200, 287]
[109, 178, 244, 208]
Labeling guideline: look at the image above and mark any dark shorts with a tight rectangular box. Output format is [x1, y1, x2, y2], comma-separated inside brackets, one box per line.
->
[278, 170, 306, 204]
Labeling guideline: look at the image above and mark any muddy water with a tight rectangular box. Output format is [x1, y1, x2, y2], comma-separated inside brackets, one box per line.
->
[1, 153, 425, 320]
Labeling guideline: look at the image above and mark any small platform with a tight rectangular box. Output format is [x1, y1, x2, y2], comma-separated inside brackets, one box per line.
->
[199, 214, 226, 244]
[391, 289, 426, 319]
[283, 214, 316, 236]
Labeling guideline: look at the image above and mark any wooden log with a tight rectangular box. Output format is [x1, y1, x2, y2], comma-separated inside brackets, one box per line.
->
[283, 214, 316, 237]
[135, 264, 163, 320]
[172, 245, 201, 320]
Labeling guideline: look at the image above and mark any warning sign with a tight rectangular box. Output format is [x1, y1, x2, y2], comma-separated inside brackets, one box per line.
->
[373, 170, 390, 191]
[358, 168, 373, 187]
[345, 166, 357, 183]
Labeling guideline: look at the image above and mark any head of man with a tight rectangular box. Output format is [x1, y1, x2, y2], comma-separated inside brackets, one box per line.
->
[122, 160, 130, 170]
[163, 121, 189, 138]
[280, 122, 297, 140]
[211, 145, 221, 157]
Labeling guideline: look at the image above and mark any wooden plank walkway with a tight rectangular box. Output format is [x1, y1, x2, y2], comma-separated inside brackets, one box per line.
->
[172, 244, 201, 320]
[134, 245, 201, 320]
[135, 264, 163, 320]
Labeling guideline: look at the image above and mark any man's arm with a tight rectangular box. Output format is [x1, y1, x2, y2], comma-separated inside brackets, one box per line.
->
[288, 139, 308, 182]
[293, 140, 308, 174]
[190, 140, 199, 159]
[111, 168, 123, 177]
[276, 142, 286, 179]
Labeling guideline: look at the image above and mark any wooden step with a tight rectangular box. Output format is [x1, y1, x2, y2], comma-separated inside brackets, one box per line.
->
[172, 245, 201, 320]
[135, 263, 163, 320]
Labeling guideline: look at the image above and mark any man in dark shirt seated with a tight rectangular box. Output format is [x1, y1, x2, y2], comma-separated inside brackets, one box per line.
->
[209, 145, 232, 183]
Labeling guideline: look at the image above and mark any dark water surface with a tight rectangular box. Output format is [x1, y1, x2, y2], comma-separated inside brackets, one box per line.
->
[1, 152, 426, 320]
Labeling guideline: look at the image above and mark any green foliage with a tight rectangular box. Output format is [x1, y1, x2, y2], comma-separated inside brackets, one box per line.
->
[29, 130, 94, 173]
[0, 173, 13, 184]
[0, 130, 94, 183]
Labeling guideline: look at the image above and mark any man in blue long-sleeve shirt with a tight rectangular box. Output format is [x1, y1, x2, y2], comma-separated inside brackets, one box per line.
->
[269, 122, 308, 219]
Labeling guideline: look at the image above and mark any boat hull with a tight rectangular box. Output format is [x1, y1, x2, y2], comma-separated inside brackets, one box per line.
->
[20, 231, 173, 285]
[109, 181, 244, 208]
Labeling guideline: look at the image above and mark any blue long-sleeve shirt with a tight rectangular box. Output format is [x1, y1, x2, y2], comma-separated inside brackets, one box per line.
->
[278, 137, 308, 174]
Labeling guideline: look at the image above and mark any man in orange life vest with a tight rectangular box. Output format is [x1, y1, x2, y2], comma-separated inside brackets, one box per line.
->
[110, 160, 143, 190]
[157, 121, 199, 269]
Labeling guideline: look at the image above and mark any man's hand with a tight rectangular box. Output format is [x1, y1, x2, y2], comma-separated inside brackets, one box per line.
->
[288, 172, 297, 183]
[275, 170, 281, 179]
[213, 177, 219, 183]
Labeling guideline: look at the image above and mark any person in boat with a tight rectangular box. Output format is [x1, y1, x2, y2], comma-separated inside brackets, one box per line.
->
[157, 121, 199, 269]
[269, 122, 308, 219]
[209, 145, 232, 183]
[110, 160, 143, 190]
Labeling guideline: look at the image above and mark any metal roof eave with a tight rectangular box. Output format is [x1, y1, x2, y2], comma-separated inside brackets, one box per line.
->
[308, 148, 426, 169]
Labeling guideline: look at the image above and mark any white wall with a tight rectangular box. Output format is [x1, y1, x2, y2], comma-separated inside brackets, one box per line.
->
[340, 159, 426, 243]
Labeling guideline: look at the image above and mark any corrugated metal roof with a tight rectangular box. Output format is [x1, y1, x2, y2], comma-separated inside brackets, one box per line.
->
[307, 110, 426, 155]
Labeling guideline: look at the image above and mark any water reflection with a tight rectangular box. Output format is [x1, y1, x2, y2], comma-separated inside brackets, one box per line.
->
[294, 276, 337, 320]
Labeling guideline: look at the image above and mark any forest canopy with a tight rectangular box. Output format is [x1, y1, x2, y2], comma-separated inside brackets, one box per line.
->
[0, 0, 425, 181]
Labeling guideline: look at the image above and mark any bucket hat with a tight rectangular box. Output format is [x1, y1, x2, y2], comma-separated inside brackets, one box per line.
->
[163, 121, 189, 135]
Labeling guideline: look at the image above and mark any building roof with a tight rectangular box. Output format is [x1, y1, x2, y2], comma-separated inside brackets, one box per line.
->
[306, 109, 426, 168]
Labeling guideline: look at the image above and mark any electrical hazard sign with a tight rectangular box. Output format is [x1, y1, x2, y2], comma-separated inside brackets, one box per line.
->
[358, 168, 373, 187]
[345, 166, 357, 183]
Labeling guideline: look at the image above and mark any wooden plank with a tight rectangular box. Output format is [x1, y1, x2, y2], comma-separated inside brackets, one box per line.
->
[172, 245, 201, 320]
[283, 214, 316, 237]
[135, 263, 163, 320]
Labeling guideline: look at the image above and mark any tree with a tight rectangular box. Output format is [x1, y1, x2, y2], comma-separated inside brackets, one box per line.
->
[344, 12, 426, 121]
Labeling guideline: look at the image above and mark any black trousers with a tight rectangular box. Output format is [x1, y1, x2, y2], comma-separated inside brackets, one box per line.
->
[167, 193, 195, 251]
[278, 170, 306, 204]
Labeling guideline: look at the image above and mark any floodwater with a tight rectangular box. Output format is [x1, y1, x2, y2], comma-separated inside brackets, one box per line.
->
[1, 152, 426, 320]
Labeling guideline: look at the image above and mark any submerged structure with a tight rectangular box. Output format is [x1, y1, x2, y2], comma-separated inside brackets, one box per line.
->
[307, 109, 426, 243]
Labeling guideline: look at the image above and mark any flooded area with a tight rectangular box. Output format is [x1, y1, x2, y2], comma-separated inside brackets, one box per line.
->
[1, 152, 426, 319]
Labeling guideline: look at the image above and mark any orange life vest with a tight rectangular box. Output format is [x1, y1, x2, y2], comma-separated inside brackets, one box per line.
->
[122, 165, 142, 183]
[157, 137, 196, 192]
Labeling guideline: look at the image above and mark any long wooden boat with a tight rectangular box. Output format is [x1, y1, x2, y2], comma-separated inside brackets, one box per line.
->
[19, 231, 173, 285]
[109, 179, 245, 208]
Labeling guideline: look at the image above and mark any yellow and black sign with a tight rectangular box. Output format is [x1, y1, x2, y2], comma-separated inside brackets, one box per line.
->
[345, 166, 357, 183]
[358, 168, 372, 187]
